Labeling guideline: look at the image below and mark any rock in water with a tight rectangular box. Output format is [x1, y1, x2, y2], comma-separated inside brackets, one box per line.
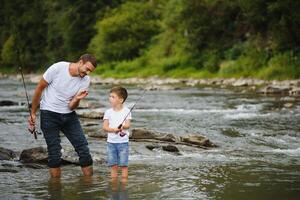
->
[0, 147, 16, 160]
[0, 100, 18, 106]
[132, 128, 217, 148]
[77, 110, 104, 119]
[145, 144, 160, 151]
[19, 147, 79, 166]
[162, 145, 180, 153]
[131, 129, 157, 139]
[20, 147, 48, 164]
[181, 134, 216, 147]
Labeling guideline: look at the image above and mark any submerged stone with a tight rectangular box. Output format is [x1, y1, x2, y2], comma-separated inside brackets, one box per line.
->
[0, 147, 17, 160]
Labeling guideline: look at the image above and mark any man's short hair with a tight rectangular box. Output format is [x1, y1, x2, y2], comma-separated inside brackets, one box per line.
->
[79, 54, 97, 68]
[110, 86, 128, 103]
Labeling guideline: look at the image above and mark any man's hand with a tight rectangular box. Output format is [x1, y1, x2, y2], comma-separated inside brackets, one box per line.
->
[75, 90, 88, 100]
[69, 90, 88, 110]
[28, 114, 36, 133]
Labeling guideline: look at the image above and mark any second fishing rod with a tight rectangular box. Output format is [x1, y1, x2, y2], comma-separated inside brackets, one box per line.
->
[117, 89, 147, 137]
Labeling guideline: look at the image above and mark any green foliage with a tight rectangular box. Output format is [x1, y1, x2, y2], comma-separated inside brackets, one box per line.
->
[219, 41, 270, 77]
[1, 36, 16, 66]
[0, 0, 47, 70]
[89, 1, 161, 63]
[0, 0, 299, 80]
[45, 0, 122, 64]
[258, 51, 300, 80]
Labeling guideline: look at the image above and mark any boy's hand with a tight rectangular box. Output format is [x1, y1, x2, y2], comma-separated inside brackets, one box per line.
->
[114, 128, 122, 133]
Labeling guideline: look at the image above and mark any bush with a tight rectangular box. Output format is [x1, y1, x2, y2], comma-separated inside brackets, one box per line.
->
[258, 51, 300, 80]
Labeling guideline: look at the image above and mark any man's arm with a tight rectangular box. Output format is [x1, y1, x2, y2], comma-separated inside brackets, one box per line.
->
[68, 90, 88, 110]
[28, 78, 48, 126]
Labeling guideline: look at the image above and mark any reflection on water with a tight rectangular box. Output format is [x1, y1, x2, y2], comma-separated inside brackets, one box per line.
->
[0, 78, 300, 199]
[109, 178, 128, 200]
[46, 173, 128, 200]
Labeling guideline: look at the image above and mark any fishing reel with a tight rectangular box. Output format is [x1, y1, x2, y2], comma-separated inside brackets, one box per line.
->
[118, 124, 126, 137]
[28, 125, 42, 140]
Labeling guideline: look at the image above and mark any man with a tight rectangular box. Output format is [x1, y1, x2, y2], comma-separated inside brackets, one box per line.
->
[28, 54, 97, 178]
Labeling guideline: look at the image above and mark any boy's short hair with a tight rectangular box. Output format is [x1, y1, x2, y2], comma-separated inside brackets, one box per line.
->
[110, 86, 128, 103]
[79, 54, 97, 68]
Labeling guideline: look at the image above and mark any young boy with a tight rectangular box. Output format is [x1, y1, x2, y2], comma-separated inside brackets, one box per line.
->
[103, 86, 131, 179]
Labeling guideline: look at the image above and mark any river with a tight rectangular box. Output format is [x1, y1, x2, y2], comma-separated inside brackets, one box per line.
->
[0, 77, 299, 199]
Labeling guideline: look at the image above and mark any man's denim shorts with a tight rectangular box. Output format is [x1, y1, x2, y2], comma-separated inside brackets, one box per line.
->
[107, 142, 129, 167]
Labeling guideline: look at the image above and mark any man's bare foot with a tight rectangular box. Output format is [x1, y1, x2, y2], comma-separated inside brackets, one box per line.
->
[81, 165, 93, 176]
[50, 167, 61, 178]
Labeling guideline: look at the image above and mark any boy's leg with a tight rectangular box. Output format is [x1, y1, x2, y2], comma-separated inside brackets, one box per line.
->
[40, 110, 63, 178]
[107, 142, 118, 178]
[121, 167, 128, 178]
[61, 112, 93, 176]
[117, 143, 129, 178]
[111, 165, 118, 178]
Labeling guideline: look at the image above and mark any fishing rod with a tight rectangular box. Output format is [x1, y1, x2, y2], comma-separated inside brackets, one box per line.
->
[19, 66, 40, 140]
[118, 89, 147, 137]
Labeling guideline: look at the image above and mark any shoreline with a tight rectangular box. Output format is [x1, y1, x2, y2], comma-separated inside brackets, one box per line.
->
[1, 73, 300, 96]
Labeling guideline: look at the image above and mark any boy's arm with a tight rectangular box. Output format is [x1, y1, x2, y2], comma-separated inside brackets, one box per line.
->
[103, 119, 120, 133]
[120, 119, 131, 130]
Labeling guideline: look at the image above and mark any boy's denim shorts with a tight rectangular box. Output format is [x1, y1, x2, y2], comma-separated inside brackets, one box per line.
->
[40, 110, 93, 168]
[107, 142, 129, 167]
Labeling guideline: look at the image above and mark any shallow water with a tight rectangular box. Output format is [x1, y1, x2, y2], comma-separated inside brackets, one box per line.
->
[0, 77, 300, 199]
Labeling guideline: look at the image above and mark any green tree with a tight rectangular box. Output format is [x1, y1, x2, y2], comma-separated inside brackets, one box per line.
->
[45, 0, 123, 64]
[89, 1, 161, 63]
[0, 0, 47, 71]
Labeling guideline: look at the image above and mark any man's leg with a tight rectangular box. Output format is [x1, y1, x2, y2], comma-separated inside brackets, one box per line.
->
[62, 112, 93, 176]
[40, 110, 63, 178]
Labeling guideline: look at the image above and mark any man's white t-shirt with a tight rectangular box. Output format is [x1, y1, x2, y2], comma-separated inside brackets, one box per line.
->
[40, 61, 90, 113]
[103, 107, 132, 143]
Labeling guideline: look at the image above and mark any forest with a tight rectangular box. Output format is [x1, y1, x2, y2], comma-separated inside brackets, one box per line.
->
[1, 0, 299, 80]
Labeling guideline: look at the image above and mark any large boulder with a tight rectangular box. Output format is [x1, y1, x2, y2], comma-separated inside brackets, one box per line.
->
[20, 147, 48, 164]
[19, 147, 79, 165]
[131, 128, 157, 139]
[0, 147, 17, 160]
[131, 128, 216, 148]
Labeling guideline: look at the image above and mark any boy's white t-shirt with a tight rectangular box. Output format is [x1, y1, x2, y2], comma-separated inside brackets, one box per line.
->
[103, 107, 132, 143]
[40, 61, 90, 113]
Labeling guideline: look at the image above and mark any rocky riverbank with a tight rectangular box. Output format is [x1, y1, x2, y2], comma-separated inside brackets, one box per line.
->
[3, 73, 300, 95]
